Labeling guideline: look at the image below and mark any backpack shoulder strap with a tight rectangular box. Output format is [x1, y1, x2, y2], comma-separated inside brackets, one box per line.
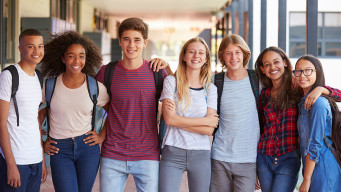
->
[214, 72, 225, 115]
[35, 69, 44, 89]
[104, 61, 118, 97]
[4, 65, 20, 126]
[86, 75, 99, 131]
[247, 69, 259, 106]
[45, 77, 57, 138]
[154, 69, 164, 121]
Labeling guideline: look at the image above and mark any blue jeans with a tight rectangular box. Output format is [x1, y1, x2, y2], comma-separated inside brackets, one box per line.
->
[256, 150, 301, 192]
[100, 157, 159, 192]
[0, 155, 42, 192]
[50, 134, 100, 192]
[159, 145, 211, 192]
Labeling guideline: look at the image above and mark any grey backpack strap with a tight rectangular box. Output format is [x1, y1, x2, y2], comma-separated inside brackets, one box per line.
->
[86, 75, 99, 131]
[45, 77, 57, 138]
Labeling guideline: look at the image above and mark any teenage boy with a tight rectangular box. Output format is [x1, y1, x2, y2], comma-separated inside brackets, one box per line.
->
[95, 17, 168, 192]
[0, 29, 47, 191]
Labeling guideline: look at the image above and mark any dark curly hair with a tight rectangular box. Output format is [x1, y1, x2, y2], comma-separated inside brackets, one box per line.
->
[41, 31, 102, 78]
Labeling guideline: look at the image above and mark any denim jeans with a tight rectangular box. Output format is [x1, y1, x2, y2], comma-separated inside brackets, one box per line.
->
[50, 134, 100, 192]
[100, 157, 159, 192]
[256, 150, 301, 192]
[0, 155, 42, 192]
[159, 145, 211, 192]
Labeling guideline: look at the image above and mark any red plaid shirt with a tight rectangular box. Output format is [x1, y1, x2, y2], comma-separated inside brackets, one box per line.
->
[257, 86, 341, 156]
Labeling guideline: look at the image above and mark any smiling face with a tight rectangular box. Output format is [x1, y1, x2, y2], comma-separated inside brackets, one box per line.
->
[18, 35, 44, 66]
[223, 44, 244, 72]
[183, 42, 207, 71]
[260, 51, 287, 83]
[119, 29, 147, 61]
[294, 59, 317, 95]
[62, 44, 86, 75]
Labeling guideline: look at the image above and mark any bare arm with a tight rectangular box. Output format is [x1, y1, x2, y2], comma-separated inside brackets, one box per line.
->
[0, 99, 21, 188]
[299, 154, 316, 192]
[162, 99, 218, 135]
[38, 106, 47, 183]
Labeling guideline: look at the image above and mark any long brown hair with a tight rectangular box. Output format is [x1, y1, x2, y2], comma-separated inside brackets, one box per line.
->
[255, 46, 300, 110]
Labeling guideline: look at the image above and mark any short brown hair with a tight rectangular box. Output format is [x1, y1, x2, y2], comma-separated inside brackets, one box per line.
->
[218, 34, 251, 69]
[118, 17, 148, 40]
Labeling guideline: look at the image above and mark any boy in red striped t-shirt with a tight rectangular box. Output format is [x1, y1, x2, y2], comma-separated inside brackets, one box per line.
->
[96, 17, 169, 192]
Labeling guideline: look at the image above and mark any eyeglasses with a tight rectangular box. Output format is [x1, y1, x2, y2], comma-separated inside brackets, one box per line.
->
[293, 69, 317, 77]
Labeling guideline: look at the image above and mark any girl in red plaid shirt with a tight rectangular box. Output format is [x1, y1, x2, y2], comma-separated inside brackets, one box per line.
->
[254, 46, 341, 192]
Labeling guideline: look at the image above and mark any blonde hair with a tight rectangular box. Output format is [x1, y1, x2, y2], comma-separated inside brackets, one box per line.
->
[174, 37, 212, 111]
[218, 34, 251, 69]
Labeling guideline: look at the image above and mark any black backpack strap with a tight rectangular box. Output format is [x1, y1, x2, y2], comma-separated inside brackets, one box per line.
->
[45, 77, 57, 138]
[154, 70, 164, 116]
[247, 69, 259, 110]
[104, 61, 118, 98]
[247, 69, 264, 135]
[86, 75, 99, 132]
[213, 72, 225, 137]
[35, 69, 44, 89]
[4, 65, 20, 126]
[214, 72, 225, 115]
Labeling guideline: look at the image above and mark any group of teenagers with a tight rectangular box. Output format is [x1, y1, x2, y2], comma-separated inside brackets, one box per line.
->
[0, 16, 340, 192]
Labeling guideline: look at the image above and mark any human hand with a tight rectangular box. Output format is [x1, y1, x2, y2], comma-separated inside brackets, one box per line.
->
[163, 99, 176, 113]
[255, 177, 261, 190]
[7, 164, 21, 188]
[149, 58, 168, 72]
[299, 178, 311, 192]
[206, 113, 219, 128]
[41, 161, 47, 184]
[84, 130, 105, 146]
[43, 138, 59, 155]
[305, 86, 326, 110]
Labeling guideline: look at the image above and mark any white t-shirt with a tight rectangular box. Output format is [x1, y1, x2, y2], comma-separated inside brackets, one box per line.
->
[42, 74, 109, 139]
[160, 75, 217, 150]
[0, 64, 43, 165]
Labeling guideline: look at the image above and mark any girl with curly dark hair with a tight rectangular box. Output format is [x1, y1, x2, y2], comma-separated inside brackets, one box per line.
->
[39, 31, 109, 192]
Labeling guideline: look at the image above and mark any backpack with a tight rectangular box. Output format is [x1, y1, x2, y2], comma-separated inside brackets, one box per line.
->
[44, 75, 99, 137]
[213, 69, 260, 136]
[3, 65, 43, 126]
[103, 61, 164, 146]
[323, 97, 341, 168]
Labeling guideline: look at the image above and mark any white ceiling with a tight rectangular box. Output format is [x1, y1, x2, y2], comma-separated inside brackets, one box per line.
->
[82, 0, 227, 40]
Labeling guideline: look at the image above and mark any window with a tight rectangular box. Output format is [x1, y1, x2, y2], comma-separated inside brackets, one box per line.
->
[289, 12, 341, 58]
[50, 0, 78, 24]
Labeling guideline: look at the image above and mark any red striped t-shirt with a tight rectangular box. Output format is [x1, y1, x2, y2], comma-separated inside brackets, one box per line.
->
[96, 60, 167, 161]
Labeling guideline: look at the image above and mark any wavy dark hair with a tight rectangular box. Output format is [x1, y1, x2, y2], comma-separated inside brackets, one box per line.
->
[255, 46, 300, 110]
[295, 54, 325, 90]
[41, 31, 102, 78]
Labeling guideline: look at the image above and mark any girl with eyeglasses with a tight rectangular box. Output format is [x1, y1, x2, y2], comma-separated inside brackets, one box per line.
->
[294, 55, 341, 192]
[254, 47, 341, 192]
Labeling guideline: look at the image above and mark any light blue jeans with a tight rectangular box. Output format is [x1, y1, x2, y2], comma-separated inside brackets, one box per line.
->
[100, 157, 159, 192]
[159, 145, 211, 192]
